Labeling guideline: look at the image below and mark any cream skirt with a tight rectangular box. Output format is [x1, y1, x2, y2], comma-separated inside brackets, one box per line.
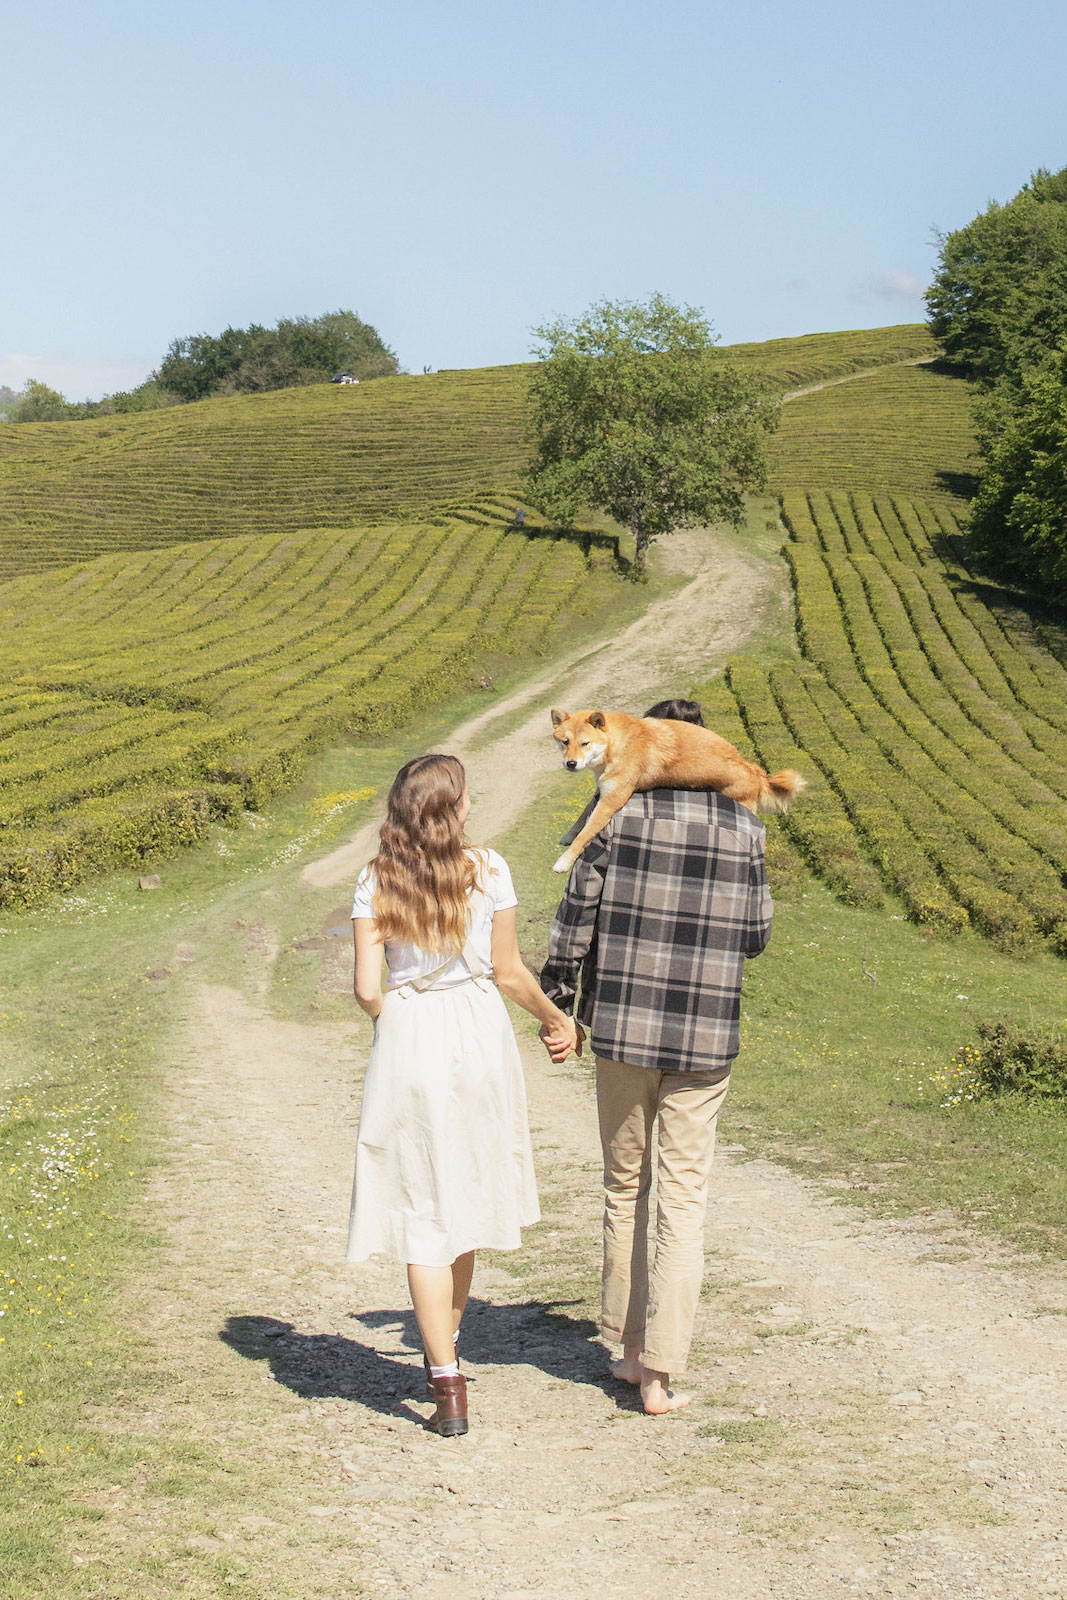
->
[346, 980, 540, 1267]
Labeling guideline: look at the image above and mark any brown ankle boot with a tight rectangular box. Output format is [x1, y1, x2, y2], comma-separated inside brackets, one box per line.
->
[424, 1339, 468, 1399]
[429, 1373, 468, 1437]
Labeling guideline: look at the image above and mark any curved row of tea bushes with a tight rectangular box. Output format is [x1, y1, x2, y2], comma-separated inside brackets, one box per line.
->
[751, 491, 1067, 950]
[0, 507, 619, 907]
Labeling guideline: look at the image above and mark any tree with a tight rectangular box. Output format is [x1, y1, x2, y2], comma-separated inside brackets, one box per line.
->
[927, 168, 1067, 598]
[0, 384, 18, 421]
[968, 347, 1067, 594]
[7, 379, 72, 422]
[523, 294, 779, 572]
[926, 166, 1067, 394]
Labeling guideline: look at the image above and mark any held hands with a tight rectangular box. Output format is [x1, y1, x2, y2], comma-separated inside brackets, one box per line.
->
[539, 1016, 585, 1063]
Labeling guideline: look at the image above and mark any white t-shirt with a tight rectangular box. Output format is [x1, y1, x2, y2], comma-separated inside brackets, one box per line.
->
[351, 847, 518, 990]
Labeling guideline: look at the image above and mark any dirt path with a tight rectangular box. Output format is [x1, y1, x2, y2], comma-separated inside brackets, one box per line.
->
[142, 984, 1067, 1598]
[782, 357, 935, 403]
[125, 522, 1067, 1598]
[301, 525, 783, 893]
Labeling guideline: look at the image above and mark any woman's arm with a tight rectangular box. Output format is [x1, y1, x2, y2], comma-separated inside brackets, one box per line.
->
[491, 907, 578, 1057]
[352, 916, 385, 1020]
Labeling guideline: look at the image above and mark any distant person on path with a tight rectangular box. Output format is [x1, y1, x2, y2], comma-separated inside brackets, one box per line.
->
[540, 697, 772, 1414]
[349, 754, 578, 1437]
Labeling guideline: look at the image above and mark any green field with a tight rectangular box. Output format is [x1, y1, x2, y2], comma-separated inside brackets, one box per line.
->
[0, 501, 625, 908]
[1, 316, 1063, 940]
[768, 360, 981, 500]
[0, 325, 933, 580]
[700, 491, 1067, 950]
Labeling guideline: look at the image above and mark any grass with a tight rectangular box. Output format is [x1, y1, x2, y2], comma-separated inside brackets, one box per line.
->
[3, 606, 1054, 1588]
[0, 703, 485, 1594]
[0, 325, 933, 579]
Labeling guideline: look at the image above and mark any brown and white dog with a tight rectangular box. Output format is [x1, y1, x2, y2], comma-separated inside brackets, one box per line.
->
[550, 707, 805, 873]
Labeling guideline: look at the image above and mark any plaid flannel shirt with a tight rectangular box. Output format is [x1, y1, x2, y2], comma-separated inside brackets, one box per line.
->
[540, 788, 773, 1074]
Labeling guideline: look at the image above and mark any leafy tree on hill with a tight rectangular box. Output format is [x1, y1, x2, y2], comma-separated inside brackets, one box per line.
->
[5, 379, 73, 422]
[523, 294, 779, 572]
[968, 347, 1067, 592]
[927, 166, 1067, 393]
[0, 384, 18, 420]
[157, 309, 398, 401]
[929, 167, 1067, 597]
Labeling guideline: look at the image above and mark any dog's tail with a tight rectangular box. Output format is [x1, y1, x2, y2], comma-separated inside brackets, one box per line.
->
[757, 768, 807, 814]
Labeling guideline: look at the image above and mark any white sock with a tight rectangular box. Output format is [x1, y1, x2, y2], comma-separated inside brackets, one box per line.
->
[429, 1360, 460, 1379]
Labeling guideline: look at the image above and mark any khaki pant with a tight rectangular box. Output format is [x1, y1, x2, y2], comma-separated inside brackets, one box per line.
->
[596, 1056, 730, 1374]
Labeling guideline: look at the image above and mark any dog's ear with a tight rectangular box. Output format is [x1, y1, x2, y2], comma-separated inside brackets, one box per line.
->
[588, 710, 606, 730]
[550, 708, 568, 727]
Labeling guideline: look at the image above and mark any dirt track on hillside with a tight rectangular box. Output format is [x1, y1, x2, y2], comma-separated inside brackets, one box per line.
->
[126, 525, 1067, 1599]
[301, 526, 780, 893]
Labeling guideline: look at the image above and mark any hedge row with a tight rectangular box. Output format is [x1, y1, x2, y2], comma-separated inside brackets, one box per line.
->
[768, 659, 967, 933]
[770, 491, 1067, 950]
[0, 507, 619, 907]
[786, 544, 1061, 946]
[719, 657, 884, 908]
[0, 784, 245, 910]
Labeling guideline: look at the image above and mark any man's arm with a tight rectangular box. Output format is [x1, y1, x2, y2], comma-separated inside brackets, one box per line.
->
[744, 831, 773, 958]
[539, 825, 611, 1013]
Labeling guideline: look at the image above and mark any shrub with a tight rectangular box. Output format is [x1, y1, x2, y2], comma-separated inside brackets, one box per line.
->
[961, 1020, 1067, 1101]
[940, 1024, 1067, 1100]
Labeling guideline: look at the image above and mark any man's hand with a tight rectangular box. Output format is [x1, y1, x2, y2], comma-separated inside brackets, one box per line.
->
[539, 1017, 582, 1062]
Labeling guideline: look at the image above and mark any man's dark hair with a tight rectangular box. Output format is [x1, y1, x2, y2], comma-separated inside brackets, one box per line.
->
[643, 697, 705, 725]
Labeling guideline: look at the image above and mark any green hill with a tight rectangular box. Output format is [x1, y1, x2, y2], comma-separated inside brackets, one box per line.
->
[7, 313, 1055, 946]
[768, 361, 981, 501]
[0, 325, 934, 581]
[0, 501, 623, 907]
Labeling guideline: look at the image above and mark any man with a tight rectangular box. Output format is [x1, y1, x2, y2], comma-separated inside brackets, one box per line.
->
[540, 699, 772, 1414]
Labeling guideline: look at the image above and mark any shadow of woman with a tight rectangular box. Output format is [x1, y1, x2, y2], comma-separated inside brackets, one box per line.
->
[356, 1296, 619, 1396]
[220, 1313, 428, 1427]
[221, 1296, 629, 1432]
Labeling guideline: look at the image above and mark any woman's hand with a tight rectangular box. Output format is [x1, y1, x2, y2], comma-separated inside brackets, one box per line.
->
[539, 1015, 582, 1062]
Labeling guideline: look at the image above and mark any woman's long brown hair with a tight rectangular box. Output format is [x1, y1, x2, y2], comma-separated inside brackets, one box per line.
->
[369, 754, 479, 953]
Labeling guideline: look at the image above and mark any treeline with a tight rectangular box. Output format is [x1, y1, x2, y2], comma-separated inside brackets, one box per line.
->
[0, 309, 398, 423]
[927, 166, 1067, 595]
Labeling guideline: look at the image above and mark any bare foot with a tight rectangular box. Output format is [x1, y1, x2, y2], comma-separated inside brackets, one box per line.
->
[610, 1354, 643, 1385]
[640, 1371, 691, 1415]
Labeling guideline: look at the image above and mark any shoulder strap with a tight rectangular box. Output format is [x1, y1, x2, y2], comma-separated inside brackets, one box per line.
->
[460, 935, 485, 979]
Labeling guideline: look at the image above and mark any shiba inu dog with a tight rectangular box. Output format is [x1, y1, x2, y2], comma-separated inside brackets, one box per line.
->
[550, 708, 805, 873]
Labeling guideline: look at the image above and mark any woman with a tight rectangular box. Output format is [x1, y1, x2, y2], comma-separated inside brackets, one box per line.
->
[348, 753, 578, 1437]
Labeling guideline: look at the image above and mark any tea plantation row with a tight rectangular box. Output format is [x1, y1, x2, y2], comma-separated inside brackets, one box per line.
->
[0, 325, 934, 580]
[0, 503, 620, 906]
[706, 491, 1067, 952]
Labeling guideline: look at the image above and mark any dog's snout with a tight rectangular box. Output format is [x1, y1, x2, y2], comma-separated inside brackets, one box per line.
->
[565, 759, 578, 770]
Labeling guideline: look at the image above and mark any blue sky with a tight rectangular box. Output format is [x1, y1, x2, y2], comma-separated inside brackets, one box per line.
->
[2, 0, 1064, 399]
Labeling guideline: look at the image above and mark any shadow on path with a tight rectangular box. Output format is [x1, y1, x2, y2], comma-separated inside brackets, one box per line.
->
[221, 1296, 632, 1431]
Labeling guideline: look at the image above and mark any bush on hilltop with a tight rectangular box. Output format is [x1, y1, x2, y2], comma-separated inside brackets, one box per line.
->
[156, 309, 398, 401]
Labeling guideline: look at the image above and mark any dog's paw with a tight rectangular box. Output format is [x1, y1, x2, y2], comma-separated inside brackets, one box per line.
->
[552, 853, 572, 874]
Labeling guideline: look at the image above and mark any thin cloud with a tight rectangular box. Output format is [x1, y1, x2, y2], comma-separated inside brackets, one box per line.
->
[849, 268, 927, 304]
[0, 353, 154, 403]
